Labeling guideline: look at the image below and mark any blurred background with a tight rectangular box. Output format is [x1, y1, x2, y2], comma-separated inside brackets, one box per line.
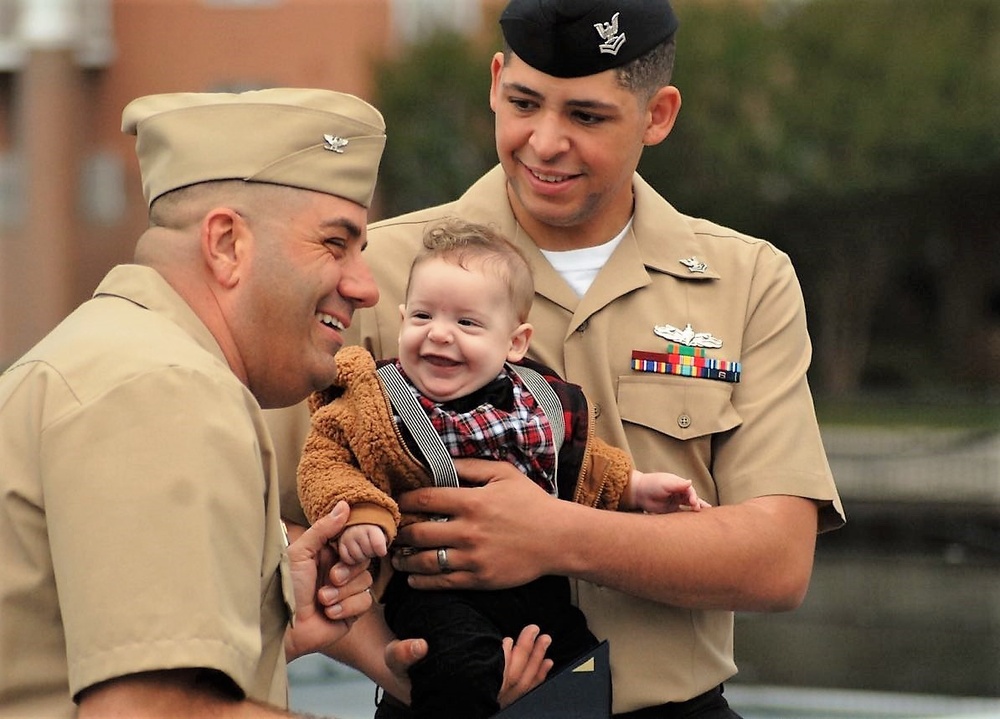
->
[1, 0, 997, 716]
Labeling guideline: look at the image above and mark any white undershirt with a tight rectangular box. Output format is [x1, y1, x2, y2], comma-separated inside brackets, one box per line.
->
[539, 219, 633, 297]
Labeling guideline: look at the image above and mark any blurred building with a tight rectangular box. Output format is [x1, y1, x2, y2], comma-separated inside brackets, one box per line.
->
[0, 0, 498, 364]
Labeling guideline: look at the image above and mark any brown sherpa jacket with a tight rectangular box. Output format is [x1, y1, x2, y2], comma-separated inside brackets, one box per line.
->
[297, 345, 633, 548]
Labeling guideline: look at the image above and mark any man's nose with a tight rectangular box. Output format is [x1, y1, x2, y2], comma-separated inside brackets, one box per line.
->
[529, 111, 571, 160]
[340, 254, 379, 309]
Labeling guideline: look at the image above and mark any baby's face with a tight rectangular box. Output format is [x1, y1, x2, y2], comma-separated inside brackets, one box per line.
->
[397, 258, 523, 402]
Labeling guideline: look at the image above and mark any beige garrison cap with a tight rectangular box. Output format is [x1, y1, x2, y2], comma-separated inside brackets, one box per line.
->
[122, 88, 386, 208]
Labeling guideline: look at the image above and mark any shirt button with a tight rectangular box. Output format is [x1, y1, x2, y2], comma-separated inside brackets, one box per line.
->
[576, 320, 589, 333]
[593, 403, 602, 418]
[677, 413, 692, 429]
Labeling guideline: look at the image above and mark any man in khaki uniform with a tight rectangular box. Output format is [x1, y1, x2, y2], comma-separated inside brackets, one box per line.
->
[0, 89, 399, 718]
[332, 1, 846, 716]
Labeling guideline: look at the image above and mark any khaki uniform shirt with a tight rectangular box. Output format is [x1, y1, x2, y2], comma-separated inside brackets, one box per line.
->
[0, 265, 294, 718]
[342, 166, 845, 712]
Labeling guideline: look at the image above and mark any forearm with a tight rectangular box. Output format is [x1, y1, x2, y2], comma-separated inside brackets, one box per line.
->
[321, 605, 411, 703]
[77, 670, 306, 718]
[397, 463, 819, 611]
[550, 494, 819, 611]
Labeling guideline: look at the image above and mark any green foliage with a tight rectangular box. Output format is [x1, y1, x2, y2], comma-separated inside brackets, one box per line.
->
[640, 0, 1000, 223]
[639, 1, 788, 227]
[816, 394, 1000, 429]
[373, 31, 497, 218]
[777, 0, 1000, 197]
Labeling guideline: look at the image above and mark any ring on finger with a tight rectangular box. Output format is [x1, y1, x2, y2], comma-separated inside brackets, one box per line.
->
[436, 547, 452, 573]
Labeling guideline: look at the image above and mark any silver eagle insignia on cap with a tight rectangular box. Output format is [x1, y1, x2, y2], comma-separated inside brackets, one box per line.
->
[679, 257, 708, 273]
[595, 12, 626, 56]
[654, 323, 723, 349]
[323, 134, 349, 153]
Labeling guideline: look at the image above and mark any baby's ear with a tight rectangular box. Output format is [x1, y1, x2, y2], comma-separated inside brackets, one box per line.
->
[507, 323, 533, 362]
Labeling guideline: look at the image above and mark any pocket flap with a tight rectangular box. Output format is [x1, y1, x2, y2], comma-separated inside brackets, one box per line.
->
[618, 375, 741, 440]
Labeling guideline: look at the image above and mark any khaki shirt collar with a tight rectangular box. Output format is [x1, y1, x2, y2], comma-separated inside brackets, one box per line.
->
[631, 174, 721, 281]
[93, 265, 230, 368]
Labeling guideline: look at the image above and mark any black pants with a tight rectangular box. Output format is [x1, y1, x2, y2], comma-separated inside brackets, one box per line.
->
[377, 572, 597, 719]
[614, 685, 743, 719]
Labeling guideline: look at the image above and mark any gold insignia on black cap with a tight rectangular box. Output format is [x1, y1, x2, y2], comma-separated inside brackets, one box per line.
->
[500, 0, 678, 78]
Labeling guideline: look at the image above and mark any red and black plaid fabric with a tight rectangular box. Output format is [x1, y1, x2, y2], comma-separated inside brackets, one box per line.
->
[412, 367, 557, 494]
[510, 358, 593, 502]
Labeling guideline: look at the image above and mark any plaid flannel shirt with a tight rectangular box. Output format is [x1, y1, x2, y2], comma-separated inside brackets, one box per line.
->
[411, 365, 557, 494]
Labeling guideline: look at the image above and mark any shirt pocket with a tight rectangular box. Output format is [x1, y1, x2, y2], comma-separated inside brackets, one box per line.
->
[617, 374, 742, 441]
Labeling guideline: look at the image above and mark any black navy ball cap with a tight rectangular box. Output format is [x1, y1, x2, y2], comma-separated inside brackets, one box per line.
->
[500, 0, 678, 78]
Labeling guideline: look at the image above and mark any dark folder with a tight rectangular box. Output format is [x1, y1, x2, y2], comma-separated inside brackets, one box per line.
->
[494, 640, 611, 718]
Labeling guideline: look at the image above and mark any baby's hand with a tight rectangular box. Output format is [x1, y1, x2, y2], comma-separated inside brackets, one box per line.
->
[338, 524, 388, 565]
[630, 471, 712, 514]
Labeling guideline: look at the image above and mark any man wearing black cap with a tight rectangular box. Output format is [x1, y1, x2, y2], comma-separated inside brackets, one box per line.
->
[326, 0, 846, 716]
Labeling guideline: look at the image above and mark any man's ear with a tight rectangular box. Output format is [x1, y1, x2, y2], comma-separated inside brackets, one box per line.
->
[507, 323, 534, 362]
[489, 52, 505, 113]
[201, 207, 247, 288]
[642, 85, 682, 147]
